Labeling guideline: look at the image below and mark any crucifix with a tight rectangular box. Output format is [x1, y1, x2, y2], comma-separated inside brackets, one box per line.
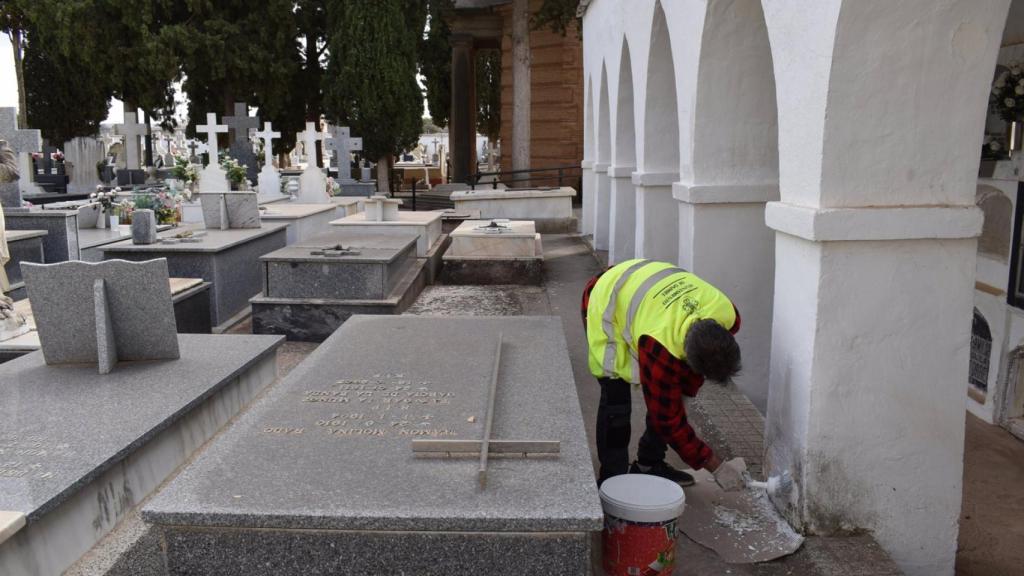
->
[254, 122, 281, 169]
[222, 102, 259, 146]
[0, 107, 43, 204]
[187, 140, 200, 163]
[115, 111, 147, 170]
[299, 122, 322, 167]
[411, 333, 561, 489]
[195, 113, 228, 161]
[324, 125, 363, 180]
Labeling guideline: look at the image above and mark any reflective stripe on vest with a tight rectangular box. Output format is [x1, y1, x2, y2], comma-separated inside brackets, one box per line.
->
[600, 259, 651, 375]
[620, 266, 686, 382]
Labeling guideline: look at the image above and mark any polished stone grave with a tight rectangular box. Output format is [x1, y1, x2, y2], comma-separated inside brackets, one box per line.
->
[78, 224, 173, 262]
[257, 202, 337, 244]
[0, 334, 283, 576]
[442, 220, 544, 285]
[143, 316, 603, 575]
[330, 209, 443, 257]
[2, 229, 45, 300]
[451, 186, 577, 233]
[330, 196, 363, 219]
[98, 224, 288, 327]
[3, 210, 78, 263]
[251, 229, 423, 341]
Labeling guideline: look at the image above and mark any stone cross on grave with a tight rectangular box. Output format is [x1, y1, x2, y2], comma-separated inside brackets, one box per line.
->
[115, 111, 147, 170]
[0, 106, 44, 205]
[411, 333, 561, 489]
[196, 113, 228, 161]
[324, 125, 363, 182]
[296, 122, 329, 203]
[223, 102, 260, 183]
[255, 122, 285, 201]
[187, 140, 200, 163]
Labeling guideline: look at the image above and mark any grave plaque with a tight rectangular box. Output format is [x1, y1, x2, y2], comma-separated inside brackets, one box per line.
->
[144, 316, 603, 576]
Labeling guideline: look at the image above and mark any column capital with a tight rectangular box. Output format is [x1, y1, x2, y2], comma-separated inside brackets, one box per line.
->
[673, 182, 777, 205]
[765, 202, 982, 242]
[608, 165, 635, 178]
[630, 171, 678, 186]
[581, 159, 594, 169]
[593, 162, 610, 173]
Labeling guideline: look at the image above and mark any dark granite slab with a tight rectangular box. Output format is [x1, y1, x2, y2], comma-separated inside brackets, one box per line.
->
[0, 334, 283, 522]
[4, 210, 79, 263]
[261, 231, 417, 300]
[4, 230, 45, 296]
[100, 224, 288, 326]
[78, 225, 174, 262]
[144, 316, 603, 533]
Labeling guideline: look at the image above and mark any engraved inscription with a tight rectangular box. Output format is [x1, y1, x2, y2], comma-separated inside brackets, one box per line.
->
[263, 376, 465, 439]
[0, 434, 74, 480]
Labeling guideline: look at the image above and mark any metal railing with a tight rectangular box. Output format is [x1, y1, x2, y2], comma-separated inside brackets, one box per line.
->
[470, 164, 582, 190]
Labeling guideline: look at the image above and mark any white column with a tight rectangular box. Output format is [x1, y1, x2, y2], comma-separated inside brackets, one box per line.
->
[675, 183, 775, 411]
[632, 171, 678, 263]
[608, 164, 636, 263]
[511, 0, 531, 176]
[581, 160, 595, 237]
[593, 162, 611, 250]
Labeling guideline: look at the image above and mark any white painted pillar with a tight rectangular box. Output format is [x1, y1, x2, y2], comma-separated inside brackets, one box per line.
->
[581, 160, 595, 237]
[593, 162, 611, 250]
[608, 164, 636, 263]
[675, 183, 775, 411]
[760, 1, 1010, 574]
[632, 171, 678, 263]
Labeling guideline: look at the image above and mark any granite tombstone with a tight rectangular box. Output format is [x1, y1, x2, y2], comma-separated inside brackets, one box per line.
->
[223, 102, 260, 184]
[0, 107, 43, 206]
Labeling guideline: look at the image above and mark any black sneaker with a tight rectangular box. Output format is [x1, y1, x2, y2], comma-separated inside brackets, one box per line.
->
[629, 461, 695, 487]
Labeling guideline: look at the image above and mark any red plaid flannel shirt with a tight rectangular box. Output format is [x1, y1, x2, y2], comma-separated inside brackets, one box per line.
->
[581, 271, 741, 470]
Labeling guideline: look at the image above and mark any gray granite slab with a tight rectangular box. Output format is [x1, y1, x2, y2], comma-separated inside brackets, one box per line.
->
[4, 230, 44, 294]
[3, 230, 47, 243]
[0, 334, 284, 521]
[262, 236, 416, 300]
[100, 225, 288, 326]
[143, 316, 603, 533]
[4, 210, 79, 263]
[21, 259, 180, 369]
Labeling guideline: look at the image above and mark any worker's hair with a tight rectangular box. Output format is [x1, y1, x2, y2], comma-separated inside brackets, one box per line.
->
[684, 319, 741, 383]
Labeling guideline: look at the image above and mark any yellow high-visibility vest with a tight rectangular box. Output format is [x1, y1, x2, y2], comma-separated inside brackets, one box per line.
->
[586, 259, 736, 384]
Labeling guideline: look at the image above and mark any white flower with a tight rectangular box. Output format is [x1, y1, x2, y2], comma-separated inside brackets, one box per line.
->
[1006, 98, 1016, 108]
[991, 141, 1003, 152]
[1014, 85, 1023, 95]
[997, 78, 1007, 89]
[1012, 67, 1021, 76]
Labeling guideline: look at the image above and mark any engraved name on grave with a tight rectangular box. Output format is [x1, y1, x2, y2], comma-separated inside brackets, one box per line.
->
[0, 434, 73, 480]
[262, 373, 463, 439]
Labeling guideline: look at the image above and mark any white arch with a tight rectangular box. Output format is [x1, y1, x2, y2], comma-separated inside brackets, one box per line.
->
[593, 64, 613, 250]
[642, 1, 679, 174]
[582, 77, 595, 237]
[608, 39, 638, 263]
[614, 40, 636, 167]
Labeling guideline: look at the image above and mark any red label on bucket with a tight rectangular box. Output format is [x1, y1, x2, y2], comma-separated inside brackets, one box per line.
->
[602, 515, 678, 576]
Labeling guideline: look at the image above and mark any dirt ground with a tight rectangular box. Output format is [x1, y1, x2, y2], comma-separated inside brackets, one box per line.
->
[957, 413, 1024, 575]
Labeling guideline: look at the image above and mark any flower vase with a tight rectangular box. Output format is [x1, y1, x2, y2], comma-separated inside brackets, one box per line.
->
[110, 214, 120, 229]
[131, 209, 158, 244]
[1008, 121, 1023, 157]
[96, 208, 108, 229]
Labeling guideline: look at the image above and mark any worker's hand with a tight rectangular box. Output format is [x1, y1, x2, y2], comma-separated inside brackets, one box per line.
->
[704, 454, 722, 473]
[712, 457, 747, 492]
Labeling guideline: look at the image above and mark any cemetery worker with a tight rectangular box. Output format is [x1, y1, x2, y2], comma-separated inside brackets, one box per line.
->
[582, 259, 742, 488]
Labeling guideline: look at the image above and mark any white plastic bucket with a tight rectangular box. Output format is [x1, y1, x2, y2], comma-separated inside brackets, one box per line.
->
[600, 474, 685, 576]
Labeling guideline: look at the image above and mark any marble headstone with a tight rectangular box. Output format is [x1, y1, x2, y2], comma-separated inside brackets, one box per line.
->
[255, 122, 285, 202]
[199, 191, 261, 229]
[63, 137, 106, 194]
[21, 259, 180, 373]
[196, 113, 230, 193]
[114, 111, 146, 170]
[324, 125, 363, 182]
[223, 102, 260, 184]
[296, 122, 328, 204]
[0, 107, 43, 206]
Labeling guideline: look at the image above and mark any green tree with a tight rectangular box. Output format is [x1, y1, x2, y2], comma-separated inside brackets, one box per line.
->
[0, 0, 30, 127]
[164, 0, 301, 148]
[475, 50, 501, 142]
[23, 25, 110, 145]
[420, 0, 453, 128]
[532, 0, 581, 34]
[323, 0, 428, 192]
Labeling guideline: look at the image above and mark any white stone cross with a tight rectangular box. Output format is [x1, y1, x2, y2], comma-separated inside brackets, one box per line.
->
[0, 107, 43, 199]
[299, 122, 322, 166]
[222, 102, 259, 143]
[324, 125, 363, 180]
[195, 113, 228, 161]
[114, 111, 147, 169]
[254, 122, 281, 167]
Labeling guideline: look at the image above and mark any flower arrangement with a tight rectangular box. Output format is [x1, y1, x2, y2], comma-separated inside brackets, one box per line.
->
[171, 156, 198, 184]
[153, 189, 183, 224]
[991, 64, 1024, 122]
[90, 185, 121, 211]
[983, 134, 1008, 160]
[31, 152, 42, 161]
[50, 150, 64, 163]
[326, 176, 341, 196]
[220, 156, 248, 188]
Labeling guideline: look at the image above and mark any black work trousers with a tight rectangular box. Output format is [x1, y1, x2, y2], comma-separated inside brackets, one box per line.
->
[595, 377, 668, 482]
